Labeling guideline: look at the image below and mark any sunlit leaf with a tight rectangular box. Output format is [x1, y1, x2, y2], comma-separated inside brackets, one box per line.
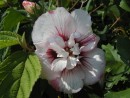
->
[0, 0, 7, 8]
[0, 51, 41, 98]
[105, 88, 130, 98]
[102, 44, 129, 89]
[0, 31, 21, 49]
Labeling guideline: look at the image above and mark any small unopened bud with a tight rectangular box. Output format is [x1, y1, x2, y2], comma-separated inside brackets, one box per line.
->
[22, 0, 37, 14]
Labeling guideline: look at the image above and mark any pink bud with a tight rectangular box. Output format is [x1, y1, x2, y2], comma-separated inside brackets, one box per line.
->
[22, 0, 36, 14]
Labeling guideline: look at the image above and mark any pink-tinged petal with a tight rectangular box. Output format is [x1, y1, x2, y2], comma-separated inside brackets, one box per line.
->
[71, 9, 92, 35]
[52, 7, 76, 39]
[54, 36, 65, 48]
[70, 43, 80, 55]
[32, 7, 76, 43]
[34, 41, 49, 55]
[68, 34, 75, 47]
[49, 66, 85, 93]
[58, 69, 84, 93]
[78, 34, 98, 46]
[51, 58, 67, 72]
[66, 56, 78, 70]
[40, 63, 60, 80]
[49, 78, 60, 91]
[72, 66, 85, 80]
[32, 13, 57, 43]
[49, 42, 69, 58]
[83, 69, 100, 85]
[48, 36, 65, 48]
[45, 49, 57, 63]
[80, 48, 105, 85]
[80, 34, 100, 52]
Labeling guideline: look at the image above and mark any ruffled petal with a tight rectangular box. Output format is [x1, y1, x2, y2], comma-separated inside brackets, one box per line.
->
[68, 34, 75, 48]
[51, 58, 67, 72]
[34, 41, 49, 56]
[54, 36, 65, 48]
[66, 56, 78, 70]
[50, 68, 84, 93]
[71, 9, 92, 35]
[51, 7, 76, 39]
[32, 13, 56, 43]
[32, 7, 76, 43]
[49, 42, 69, 58]
[80, 34, 100, 52]
[41, 63, 60, 80]
[70, 43, 80, 55]
[80, 48, 105, 85]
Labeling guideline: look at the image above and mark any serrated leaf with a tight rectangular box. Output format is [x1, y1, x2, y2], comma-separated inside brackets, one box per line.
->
[102, 44, 121, 62]
[0, 51, 41, 98]
[0, 31, 21, 49]
[105, 88, 130, 98]
[102, 44, 129, 89]
[119, 0, 130, 12]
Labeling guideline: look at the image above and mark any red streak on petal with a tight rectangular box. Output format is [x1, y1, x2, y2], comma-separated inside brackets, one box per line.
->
[46, 49, 57, 63]
[49, 78, 60, 91]
[55, 26, 68, 41]
[79, 57, 92, 70]
[48, 10, 55, 14]
[58, 33, 68, 41]
[79, 34, 96, 46]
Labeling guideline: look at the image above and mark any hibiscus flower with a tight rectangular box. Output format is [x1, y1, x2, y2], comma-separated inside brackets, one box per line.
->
[32, 7, 105, 93]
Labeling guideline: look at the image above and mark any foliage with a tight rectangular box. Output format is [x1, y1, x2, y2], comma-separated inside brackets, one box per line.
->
[105, 88, 130, 98]
[0, 0, 130, 98]
[102, 44, 130, 90]
[0, 51, 41, 98]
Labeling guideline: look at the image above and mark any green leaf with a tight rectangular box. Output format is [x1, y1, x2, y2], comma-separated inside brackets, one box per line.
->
[105, 88, 130, 98]
[1, 8, 25, 31]
[86, 0, 92, 11]
[117, 37, 130, 66]
[0, 0, 7, 8]
[109, 5, 120, 18]
[102, 44, 121, 62]
[8, 0, 18, 4]
[0, 51, 41, 98]
[0, 31, 21, 49]
[59, 0, 71, 8]
[19, 32, 28, 50]
[119, 0, 130, 12]
[102, 44, 129, 89]
[0, 47, 10, 62]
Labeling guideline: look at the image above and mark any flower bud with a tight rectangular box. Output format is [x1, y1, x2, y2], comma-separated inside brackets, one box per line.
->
[22, 0, 36, 14]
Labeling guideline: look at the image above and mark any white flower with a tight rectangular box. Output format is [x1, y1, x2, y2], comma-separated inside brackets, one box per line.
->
[32, 7, 105, 94]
